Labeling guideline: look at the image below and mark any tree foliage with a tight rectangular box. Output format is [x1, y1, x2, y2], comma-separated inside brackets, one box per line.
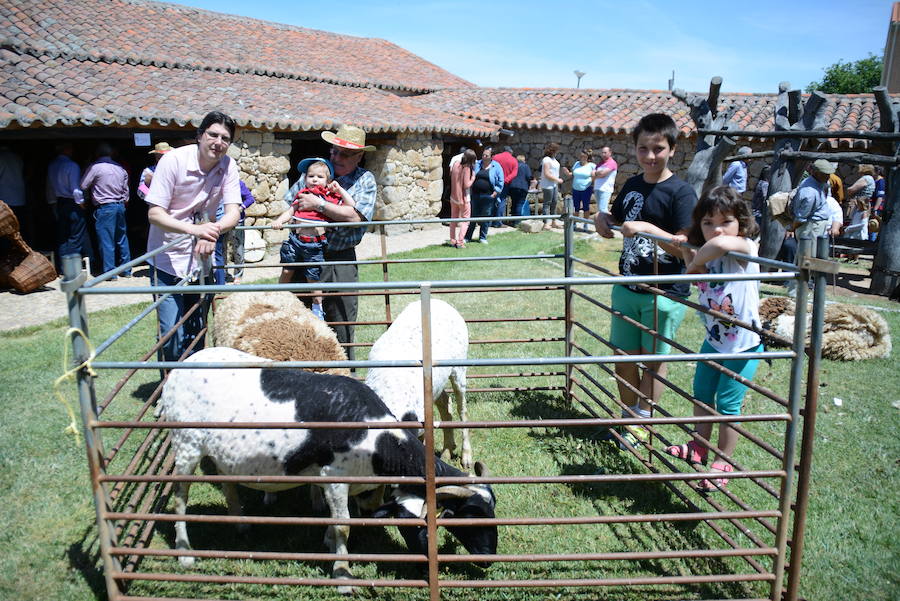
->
[806, 53, 883, 94]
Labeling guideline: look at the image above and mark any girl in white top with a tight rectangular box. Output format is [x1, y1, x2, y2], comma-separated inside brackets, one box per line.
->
[630, 186, 763, 493]
[539, 142, 569, 230]
[677, 185, 763, 492]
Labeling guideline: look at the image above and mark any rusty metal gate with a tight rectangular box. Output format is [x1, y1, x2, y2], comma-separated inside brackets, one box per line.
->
[61, 211, 829, 601]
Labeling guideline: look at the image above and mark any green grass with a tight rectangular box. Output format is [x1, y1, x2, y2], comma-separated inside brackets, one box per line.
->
[1, 229, 897, 600]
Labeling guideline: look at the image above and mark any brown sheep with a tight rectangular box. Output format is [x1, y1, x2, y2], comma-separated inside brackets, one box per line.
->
[212, 291, 349, 375]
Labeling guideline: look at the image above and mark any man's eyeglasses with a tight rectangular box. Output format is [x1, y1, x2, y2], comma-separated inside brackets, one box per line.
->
[204, 131, 232, 145]
[330, 148, 362, 159]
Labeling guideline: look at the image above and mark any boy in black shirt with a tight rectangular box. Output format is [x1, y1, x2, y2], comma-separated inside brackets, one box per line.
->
[594, 113, 698, 449]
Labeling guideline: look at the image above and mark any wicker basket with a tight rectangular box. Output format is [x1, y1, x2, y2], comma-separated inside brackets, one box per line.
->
[7, 250, 57, 293]
[0, 200, 19, 238]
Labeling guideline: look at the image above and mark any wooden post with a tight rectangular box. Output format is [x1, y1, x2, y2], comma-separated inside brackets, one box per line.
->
[758, 84, 830, 260]
[672, 76, 736, 199]
[870, 87, 900, 296]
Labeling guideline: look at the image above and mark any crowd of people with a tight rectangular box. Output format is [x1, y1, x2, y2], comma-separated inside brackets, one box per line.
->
[446, 141, 619, 239]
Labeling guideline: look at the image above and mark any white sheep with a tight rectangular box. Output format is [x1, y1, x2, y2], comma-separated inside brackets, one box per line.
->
[212, 290, 348, 375]
[364, 299, 472, 469]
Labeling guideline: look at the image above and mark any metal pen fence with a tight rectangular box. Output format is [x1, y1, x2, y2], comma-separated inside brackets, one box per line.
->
[61, 208, 829, 601]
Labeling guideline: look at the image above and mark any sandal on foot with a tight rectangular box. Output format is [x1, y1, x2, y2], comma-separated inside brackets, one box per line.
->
[697, 462, 733, 493]
[665, 441, 707, 465]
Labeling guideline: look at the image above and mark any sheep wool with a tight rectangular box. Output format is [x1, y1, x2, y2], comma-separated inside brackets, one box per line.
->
[760, 296, 891, 361]
[212, 291, 349, 375]
[822, 303, 891, 361]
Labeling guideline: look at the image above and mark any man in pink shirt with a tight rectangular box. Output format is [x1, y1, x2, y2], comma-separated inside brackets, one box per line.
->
[592, 146, 618, 214]
[144, 110, 241, 364]
[81, 143, 132, 277]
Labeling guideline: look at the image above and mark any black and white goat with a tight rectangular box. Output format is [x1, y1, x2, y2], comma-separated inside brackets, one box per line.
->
[158, 347, 497, 592]
[365, 299, 472, 468]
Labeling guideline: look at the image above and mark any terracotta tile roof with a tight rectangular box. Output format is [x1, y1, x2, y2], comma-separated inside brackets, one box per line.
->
[0, 50, 498, 136]
[0, 0, 473, 93]
[410, 87, 894, 142]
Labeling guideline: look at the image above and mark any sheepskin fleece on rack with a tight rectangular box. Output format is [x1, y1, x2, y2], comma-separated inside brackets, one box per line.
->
[212, 291, 349, 375]
[760, 296, 892, 361]
[364, 299, 468, 423]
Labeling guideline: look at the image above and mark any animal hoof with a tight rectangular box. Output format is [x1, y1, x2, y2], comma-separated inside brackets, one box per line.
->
[334, 566, 355, 595]
[178, 555, 196, 568]
[337, 584, 355, 596]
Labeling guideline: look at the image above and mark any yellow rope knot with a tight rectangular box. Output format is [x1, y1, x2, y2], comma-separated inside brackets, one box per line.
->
[52, 327, 98, 447]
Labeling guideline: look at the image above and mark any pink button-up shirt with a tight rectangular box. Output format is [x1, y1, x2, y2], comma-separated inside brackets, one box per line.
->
[145, 144, 240, 277]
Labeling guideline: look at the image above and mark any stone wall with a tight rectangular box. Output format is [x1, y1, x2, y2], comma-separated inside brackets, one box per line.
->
[229, 131, 446, 258]
[228, 131, 292, 260]
[368, 133, 444, 232]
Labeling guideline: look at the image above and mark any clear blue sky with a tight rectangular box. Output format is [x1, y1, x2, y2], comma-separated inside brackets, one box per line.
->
[175, 0, 892, 93]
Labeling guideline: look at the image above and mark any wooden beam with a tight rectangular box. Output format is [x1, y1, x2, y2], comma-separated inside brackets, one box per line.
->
[696, 129, 900, 140]
[723, 149, 900, 166]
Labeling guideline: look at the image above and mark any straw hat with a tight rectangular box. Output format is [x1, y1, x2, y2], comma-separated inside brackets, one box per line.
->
[320, 125, 375, 152]
[149, 142, 173, 155]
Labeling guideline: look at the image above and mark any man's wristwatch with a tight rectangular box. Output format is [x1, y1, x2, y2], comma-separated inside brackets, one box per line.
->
[317, 199, 326, 213]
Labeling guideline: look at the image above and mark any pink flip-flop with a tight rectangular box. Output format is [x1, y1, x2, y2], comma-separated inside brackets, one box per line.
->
[697, 462, 733, 493]
[665, 440, 707, 465]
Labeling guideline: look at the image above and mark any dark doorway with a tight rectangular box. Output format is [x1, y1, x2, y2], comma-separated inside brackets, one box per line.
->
[1, 130, 190, 270]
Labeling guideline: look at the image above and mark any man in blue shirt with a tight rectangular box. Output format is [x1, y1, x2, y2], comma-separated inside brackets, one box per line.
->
[46, 143, 94, 266]
[722, 146, 750, 194]
[790, 159, 833, 239]
[785, 159, 834, 295]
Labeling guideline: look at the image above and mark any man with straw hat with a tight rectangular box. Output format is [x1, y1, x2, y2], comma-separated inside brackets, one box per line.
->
[283, 124, 377, 359]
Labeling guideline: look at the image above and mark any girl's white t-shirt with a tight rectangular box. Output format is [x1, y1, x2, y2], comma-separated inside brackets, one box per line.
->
[540, 156, 560, 189]
[696, 238, 762, 353]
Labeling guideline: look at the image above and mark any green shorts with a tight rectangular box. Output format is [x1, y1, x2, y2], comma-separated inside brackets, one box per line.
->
[610, 285, 687, 354]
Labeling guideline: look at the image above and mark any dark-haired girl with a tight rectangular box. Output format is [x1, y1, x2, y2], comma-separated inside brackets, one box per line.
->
[669, 185, 762, 492]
